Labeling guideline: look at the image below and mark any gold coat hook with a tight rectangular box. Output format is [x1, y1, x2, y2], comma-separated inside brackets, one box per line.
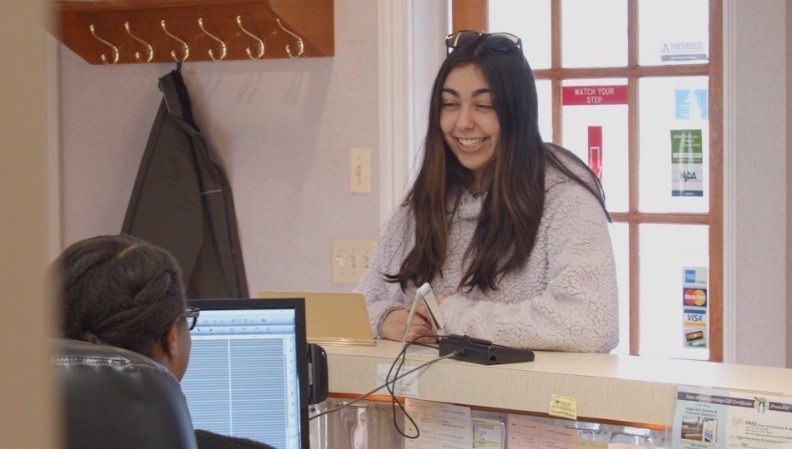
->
[89, 24, 119, 65]
[198, 18, 227, 61]
[124, 22, 154, 63]
[160, 19, 190, 62]
[236, 15, 265, 60]
[275, 18, 304, 58]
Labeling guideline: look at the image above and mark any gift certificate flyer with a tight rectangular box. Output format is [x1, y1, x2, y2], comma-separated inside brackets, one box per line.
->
[673, 387, 792, 448]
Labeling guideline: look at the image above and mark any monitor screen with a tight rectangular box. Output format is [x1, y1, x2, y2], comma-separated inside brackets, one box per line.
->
[181, 298, 309, 449]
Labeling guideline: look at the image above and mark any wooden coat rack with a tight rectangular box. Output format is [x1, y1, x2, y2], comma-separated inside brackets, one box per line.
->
[50, 0, 334, 64]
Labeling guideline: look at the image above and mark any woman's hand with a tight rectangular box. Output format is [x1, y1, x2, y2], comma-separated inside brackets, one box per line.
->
[380, 306, 435, 344]
[380, 290, 452, 344]
[412, 290, 452, 338]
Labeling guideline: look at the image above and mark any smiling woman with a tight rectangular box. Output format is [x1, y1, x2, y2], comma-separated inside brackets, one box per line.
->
[440, 64, 500, 189]
[356, 31, 619, 353]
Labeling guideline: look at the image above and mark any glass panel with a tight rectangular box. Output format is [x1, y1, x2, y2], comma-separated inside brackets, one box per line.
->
[608, 222, 629, 356]
[561, 0, 627, 68]
[561, 79, 629, 213]
[639, 0, 710, 66]
[536, 79, 553, 141]
[488, 0, 552, 69]
[639, 76, 709, 213]
[639, 224, 709, 361]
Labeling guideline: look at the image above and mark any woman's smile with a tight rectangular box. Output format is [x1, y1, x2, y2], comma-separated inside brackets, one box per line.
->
[440, 63, 501, 185]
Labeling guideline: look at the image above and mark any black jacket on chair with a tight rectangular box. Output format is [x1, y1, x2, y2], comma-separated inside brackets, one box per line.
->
[122, 65, 248, 299]
[53, 339, 198, 449]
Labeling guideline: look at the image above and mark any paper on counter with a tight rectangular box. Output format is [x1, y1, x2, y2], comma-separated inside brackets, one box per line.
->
[507, 414, 578, 449]
[473, 416, 505, 448]
[404, 399, 472, 449]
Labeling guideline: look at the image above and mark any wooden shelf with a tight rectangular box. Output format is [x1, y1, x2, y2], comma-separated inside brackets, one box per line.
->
[49, 0, 334, 64]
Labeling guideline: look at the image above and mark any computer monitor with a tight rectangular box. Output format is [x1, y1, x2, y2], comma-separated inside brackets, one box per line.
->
[181, 298, 309, 449]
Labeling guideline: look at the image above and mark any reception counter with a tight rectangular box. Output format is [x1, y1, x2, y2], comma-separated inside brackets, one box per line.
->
[322, 340, 792, 428]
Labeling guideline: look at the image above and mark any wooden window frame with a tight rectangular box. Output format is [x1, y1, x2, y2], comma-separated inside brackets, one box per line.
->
[452, 0, 724, 361]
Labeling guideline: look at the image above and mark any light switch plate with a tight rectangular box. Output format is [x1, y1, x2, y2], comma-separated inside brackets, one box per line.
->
[350, 147, 371, 193]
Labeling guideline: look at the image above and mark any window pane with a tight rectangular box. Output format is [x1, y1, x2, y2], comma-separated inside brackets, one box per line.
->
[561, 79, 629, 212]
[488, 0, 551, 69]
[536, 79, 553, 141]
[561, 0, 627, 68]
[639, 0, 709, 66]
[638, 76, 709, 213]
[609, 222, 630, 356]
[639, 224, 709, 361]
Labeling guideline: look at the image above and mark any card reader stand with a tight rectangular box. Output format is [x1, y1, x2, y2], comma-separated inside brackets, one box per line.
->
[439, 334, 535, 365]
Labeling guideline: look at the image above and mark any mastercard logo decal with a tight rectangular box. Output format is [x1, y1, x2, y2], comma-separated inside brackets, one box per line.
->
[683, 289, 707, 306]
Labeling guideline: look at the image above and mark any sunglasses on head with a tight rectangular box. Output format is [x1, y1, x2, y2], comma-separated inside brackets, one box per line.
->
[445, 30, 522, 55]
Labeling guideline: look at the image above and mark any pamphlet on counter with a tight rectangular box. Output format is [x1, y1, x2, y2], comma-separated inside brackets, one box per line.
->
[673, 387, 792, 448]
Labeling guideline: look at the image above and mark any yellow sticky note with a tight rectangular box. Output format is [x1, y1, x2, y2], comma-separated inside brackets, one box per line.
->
[548, 393, 578, 420]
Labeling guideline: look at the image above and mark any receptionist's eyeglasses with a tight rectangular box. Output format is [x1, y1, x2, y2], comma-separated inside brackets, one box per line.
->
[182, 307, 200, 331]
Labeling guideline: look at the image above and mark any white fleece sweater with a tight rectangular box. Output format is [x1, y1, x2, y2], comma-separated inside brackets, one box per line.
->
[355, 152, 620, 353]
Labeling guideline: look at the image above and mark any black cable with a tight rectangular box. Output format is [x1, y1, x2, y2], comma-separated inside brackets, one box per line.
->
[307, 338, 447, 421]
[307, 335, 456, 424]
[385, 336, 449, 438]
[390, 335, 468, 438]
[387, 339, 420, 438]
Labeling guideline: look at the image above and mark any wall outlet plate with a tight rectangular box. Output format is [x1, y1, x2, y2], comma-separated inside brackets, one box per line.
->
[331, 239, 377, 285]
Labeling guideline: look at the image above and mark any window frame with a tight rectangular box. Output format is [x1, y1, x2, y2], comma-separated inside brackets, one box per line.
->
[452, 0, 724, 361]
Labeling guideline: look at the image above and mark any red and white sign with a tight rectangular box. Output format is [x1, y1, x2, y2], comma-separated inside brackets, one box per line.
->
[588, 126, 603, 180]
[562, 85, 627, 106]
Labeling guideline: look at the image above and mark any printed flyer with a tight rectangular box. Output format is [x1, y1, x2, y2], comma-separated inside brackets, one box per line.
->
[673, 387, 792, 448]
[670, 129, 704, 197]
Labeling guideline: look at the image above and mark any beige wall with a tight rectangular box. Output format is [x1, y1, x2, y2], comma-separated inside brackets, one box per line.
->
[58, 0, 381, 294]
[728, 0, 788, 367]
[788, 3, 792, 369]
[0, 0, 59, 448]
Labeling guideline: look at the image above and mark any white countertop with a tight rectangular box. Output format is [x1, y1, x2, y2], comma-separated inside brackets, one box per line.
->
[323, 340, 792, 426]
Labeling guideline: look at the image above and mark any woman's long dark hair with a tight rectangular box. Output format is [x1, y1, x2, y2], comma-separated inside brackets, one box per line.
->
[55, 234, 187, 355]
[386, 35, 607, 293]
